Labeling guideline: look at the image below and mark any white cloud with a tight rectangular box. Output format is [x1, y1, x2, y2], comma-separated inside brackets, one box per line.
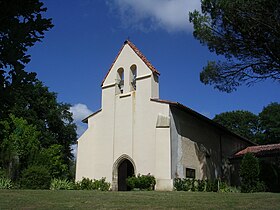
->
[107, 0, 201, 32]
[69, 103, 92, 137]
[70, 103, 92, 123]
[70, 103, 93, 158]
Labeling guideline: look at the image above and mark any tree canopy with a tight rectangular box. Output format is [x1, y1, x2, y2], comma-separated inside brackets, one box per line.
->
[0, 0, 77, 181]
[189, 0, 280, 92]
[0, 0, 53, 71]
[259, 103, 280, 144]
[213, 103, 280, 144]
[213, 110, 259, 141]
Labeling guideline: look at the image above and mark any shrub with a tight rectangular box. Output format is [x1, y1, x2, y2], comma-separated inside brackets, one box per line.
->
[20, 165, 51, 189]
[94, 177, 110, 191]
[0, 168, 7, 178]
[206, 179, 219, 192]
[75, 177, 110, 191]
[259, 160, 280, 192]
[240, 153, 265, 193]
[174, 178, 193, 191]
[126, 176, 138, 189]
[0, 177, 12, 189]
[197, 179, 206, 192]
[126, 174, 156, 190]
[50, 179, 74, 190]
[174, 178, 221, 192]
[219, 182, 240, 193]
[78, 177, 94, 190]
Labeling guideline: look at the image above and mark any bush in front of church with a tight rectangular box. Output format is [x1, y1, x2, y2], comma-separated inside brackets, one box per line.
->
[75, 177, 110, 191]
[126, 174, 156, 190]
[240, 153, 266, 193]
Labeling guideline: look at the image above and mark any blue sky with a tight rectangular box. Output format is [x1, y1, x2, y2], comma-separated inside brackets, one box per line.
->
[26, 0, 279, 136]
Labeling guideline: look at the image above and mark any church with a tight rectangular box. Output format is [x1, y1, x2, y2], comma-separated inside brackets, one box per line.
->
[75, 40, 254, 191]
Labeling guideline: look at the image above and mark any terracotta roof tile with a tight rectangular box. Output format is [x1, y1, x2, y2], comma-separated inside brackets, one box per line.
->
[101, 40, 160, 86]
[234, 143, 280, 157]
[125, 40, 160, 75]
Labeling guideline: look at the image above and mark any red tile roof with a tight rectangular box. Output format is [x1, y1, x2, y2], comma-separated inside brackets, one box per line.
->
[234, 143, 280, 157]
[101, 40, 160, 86]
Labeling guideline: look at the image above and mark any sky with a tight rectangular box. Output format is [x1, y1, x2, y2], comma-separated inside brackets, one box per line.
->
[26, 0, 279, 138]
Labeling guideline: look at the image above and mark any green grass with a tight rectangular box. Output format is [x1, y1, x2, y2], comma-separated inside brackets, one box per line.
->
[0, 190, 280, 209]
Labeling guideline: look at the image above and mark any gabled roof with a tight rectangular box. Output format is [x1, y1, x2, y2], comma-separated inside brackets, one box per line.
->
[82, 109, 102, 123]
[151, 98, 256, 146]
[101, 40, 160, 86]
[234, 143, 280, 158]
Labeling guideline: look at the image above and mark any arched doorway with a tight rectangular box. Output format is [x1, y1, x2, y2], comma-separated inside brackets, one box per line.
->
[118, 159, 134, 191]
[112, 154, 136, 191]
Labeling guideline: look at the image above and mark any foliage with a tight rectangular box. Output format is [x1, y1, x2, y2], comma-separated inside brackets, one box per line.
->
[240, 153, 265, 193]
[173, 178, 192, 191]
[174, 178, 221, 192]
[0, 0, 76, 183]
[126, 174, 156, 190]
[50, 179, 74, 190]
[259, 102, 280, 144]
[0, 71, 77, 181]
[219, 182, 240, 193]
[0, 0, 53, 71]
[213, 111, 259, 141]
[259, 160, 280, 192]
[36, 144, 69, 179]
[20, 165, 51, 189]
[75, 177, 110, 191]
[0, 177, 12, 189]
[189, 0, 280, 92]
[196, 179, 206, 191]
[205, 179, 219, 192]
[213, 103, 280, 144]
[0, 115, 40, 179]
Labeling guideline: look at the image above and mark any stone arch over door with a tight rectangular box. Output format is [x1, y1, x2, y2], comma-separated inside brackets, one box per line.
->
[112, 154, 136, 191]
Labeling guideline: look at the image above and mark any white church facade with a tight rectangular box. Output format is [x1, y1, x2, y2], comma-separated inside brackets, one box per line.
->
[75, 40, 254, 191]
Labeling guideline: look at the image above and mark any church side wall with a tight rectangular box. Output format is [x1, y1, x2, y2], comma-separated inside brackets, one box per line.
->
[170, 106, 252, 182]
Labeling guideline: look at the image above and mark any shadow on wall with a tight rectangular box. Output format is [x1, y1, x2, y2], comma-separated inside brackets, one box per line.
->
[194, 143, 218, 180]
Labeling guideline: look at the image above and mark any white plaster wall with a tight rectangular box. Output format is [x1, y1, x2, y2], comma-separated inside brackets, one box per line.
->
[76, 43, 172, 190]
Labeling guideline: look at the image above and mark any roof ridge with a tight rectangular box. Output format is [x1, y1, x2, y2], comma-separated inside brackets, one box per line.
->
[125, 40, 160, 75]
[234, 143, 280, 157]
[101, 40, 160, 86]
[150, 98, 256, 146]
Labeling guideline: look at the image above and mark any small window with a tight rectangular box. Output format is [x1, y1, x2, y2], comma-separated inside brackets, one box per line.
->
[186, 168, 195, 179]
[117, 68, 124, 94]
[130, 65, 137, 90]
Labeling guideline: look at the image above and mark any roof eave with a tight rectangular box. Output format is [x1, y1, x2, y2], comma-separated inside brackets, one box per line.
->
[101, 40, 160, 87]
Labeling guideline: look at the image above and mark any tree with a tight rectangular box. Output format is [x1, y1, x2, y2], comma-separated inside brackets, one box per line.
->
[0, 115, 40, 179]
[189, 0, 280, 92]
[37, 144, 69, 179]
[240, 153, 265, 192]
[0, 0, 53, 71]
[259, 102, 280, 144]
[213, 110, 260, 141]
[1, 70, 77, 178]
[0, 0, 53, 117]
[213, 103, 280, 144]
[0, 1, 76, 181]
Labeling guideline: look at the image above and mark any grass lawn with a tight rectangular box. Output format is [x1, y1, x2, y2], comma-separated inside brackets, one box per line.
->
[0, 190, 280, 210]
